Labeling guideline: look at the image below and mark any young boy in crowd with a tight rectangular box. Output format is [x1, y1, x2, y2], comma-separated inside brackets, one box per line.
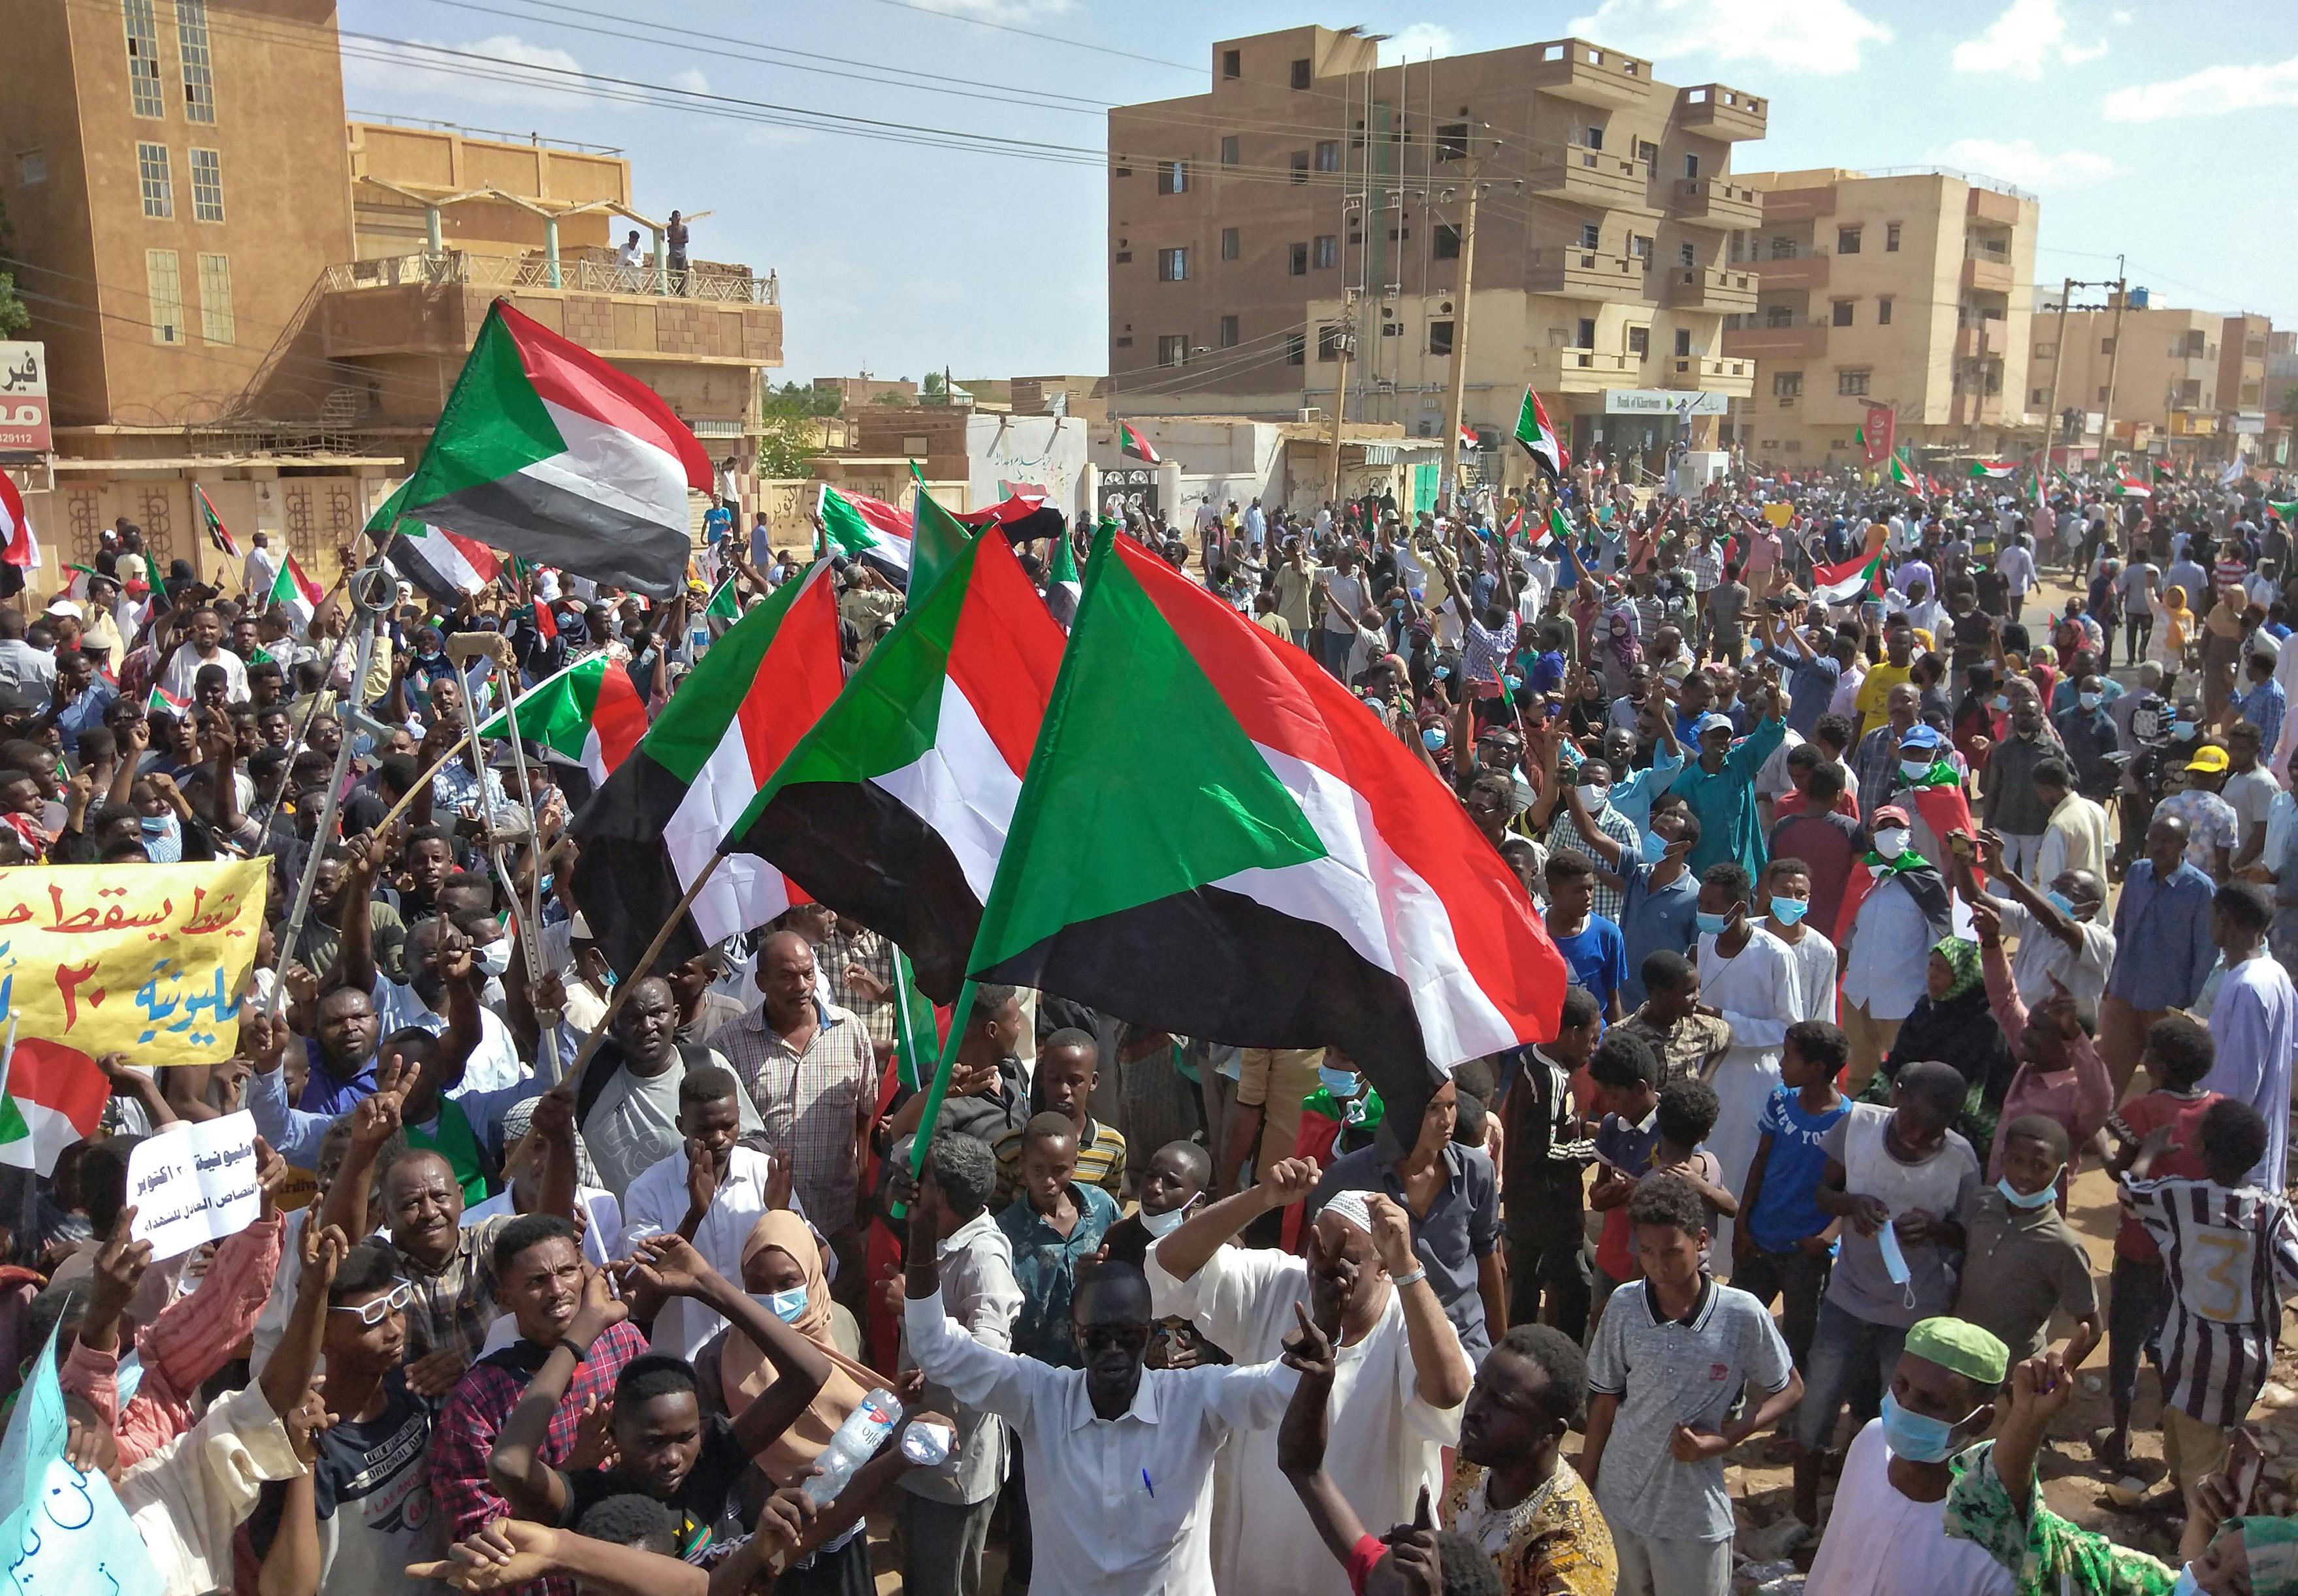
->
[1100, 1140, 1227, 1370]
[1950, 1113, 2101, 1366]
[1732, 1018, 1853, 1451]
[1620, 951, 1733, 1089]
[995, 1112, 1120, 1369]
[1502, 987, 1601, 1340]
[1582, 1172, 1802, 1596]
[2094, 1014, 2221, 1467]
[1971, 897, 2113, 1192]
[2120, 1098, 2298, 1498]
[1547, 849, 1630, 1023]
[992, 1027, 1127, 1208]
[1794, 1059, 1981, 1527]
[1589, 1031, 1664, 1327]
[1653, 1079, 1737, 1245]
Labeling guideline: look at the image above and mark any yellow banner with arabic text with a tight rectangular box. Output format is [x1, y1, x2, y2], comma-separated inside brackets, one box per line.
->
[0, 861, 268, 1065]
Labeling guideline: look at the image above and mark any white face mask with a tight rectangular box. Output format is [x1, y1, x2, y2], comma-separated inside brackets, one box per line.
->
[1139, 1196, 1199, 1239]
[475, 938, 513, 978]
[1873, 827, 1910, 860]
[1575, 782, 1610, 812]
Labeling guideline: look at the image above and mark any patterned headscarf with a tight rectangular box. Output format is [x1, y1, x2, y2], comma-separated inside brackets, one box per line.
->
[2235, 1516, 2298, 1596]
[1932, 935, 1985, 1004]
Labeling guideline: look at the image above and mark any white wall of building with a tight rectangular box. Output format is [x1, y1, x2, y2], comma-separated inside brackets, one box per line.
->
[967, 413, 1093, 519]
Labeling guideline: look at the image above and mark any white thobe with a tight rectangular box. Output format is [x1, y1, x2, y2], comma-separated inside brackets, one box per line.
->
[2203, 953, 2298, 1189]
[619, 1145, 789, 1360]
[1698, 924, 1805, 1262]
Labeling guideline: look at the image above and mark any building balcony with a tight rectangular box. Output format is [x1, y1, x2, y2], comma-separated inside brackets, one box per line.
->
[1954, 322, 2009, 359]
[1524, 145, 1654, 209]
[1662, 355, 1754, 398]
[1760, 186, 1836, 223]
[1723, 321, 1828, 360]
[1967, 185, 2026, 226]
[1660, 265, 1758, 314]
[1530, 345, 1642, 394]
[1671, 177, 1764, 230]
[1949, 392, 2006, 426]
[1674, 84, 1767, 140]
[1524, 39, 1655, 107]
[1961, 247, 2014, 295]
[1527, 247, 1650, 305]
[1753, 251, 1830, 292]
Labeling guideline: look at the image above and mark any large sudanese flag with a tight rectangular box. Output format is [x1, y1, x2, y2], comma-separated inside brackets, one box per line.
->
[723, 528, 1067, 1003]
[964, 527, 1568, 1128]
[476, 652, 649, 786]
[379, 299, 709, 598]
[569, 560, 845, 977]
[1513, 384, 1568, 487]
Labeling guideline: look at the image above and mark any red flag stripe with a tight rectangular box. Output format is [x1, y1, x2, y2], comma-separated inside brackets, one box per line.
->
[945, 532, 1070, 776]
[494, 300, 712, 491]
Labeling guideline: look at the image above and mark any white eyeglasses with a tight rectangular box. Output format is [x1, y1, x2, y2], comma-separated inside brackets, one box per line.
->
[328, 1280, 413, 1325]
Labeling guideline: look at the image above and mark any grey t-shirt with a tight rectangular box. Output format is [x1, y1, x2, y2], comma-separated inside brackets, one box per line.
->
[1587, 1277, 1794, 1541]
[1818, 1104, 1981, 1328]
[2225, 767, 2278, 852]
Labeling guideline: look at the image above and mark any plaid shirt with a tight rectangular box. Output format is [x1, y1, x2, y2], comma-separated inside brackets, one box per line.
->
[431, 1321, 649, 1596]
[1460, 610, 1519, 690]
[2237, 677, 2287, 756]
[385, 1213, 513, 1374]
[1687, 541, 1723, 594]
[707, 1000, 875, 1233]
[817, 923, 897, 1047]
[1545, 803, 1642, 923]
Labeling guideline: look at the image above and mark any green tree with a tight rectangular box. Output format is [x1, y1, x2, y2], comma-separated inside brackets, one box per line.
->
[2284, 382, 2298, 417]
[922, 371, 946, 404]
[756, 386, 822, 479]
[0, 193, 29, 338]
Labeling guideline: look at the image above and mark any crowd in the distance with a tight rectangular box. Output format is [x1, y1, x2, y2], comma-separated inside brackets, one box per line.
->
[1, 460, 2297, 1596]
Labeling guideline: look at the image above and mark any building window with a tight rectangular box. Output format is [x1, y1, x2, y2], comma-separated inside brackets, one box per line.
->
[1885, 221, 1902, 252]
[1312, 234, 1336, 269]
[1318, 325, 1346, 361]
[16, 151, 46, 185]
[1286, 332, 1305, 365]
[1636, 138, 1659, 163]
[145, 248, 183, 343]
[188, 147, 223, 222]
[1289, 151, 1309, 184]
[1157, 334, 1188, 367]
[1683, 152, 1700, 180]
[2030, 387, 2047, 406]
[2097, 385, 2109, 402]
[1220, 227, 1238, 261]
[1837, 226, 1862, 255]
[1112, 250, 1131, 264]
[196, 251, 233, 344]
[136, 141, 172, 217]
[1678, 241, 1696, 267]
[2181, 330, 2207, 359]
[1584, 125, 1604, 152]
[1218, 314, 1238, 348]
[1579, 222, 1600, 249]
[1674, 328, 1692, 357]
[1289, 241, 1308, 276]
[2101, 336, 2115, 355]
[1436, 121, 1468, 161]
[1113, 336, 1133, 348]
[1434, 223, 1461, 260]
[1837, 368, 1871, 396]
[1628, 325, 1649, 358]
[1222, 48, 1241, 78]
[1157, 160, 1188, 194]
[1220, 135, 1238, 166]
[1429, 320, 1455, 357]
[123, 0, 164, 117]
[1773, 371, 1802, 400]
[1628, 234, 1651, 261]
[1576, 317, 1596, 349]
[2033, 341, 2056, 359]
[1832, 300, 1854, 327]
[1289, 57, 1311, 89]
[1157, 247, 1189, 281]
[1314, 139, 1339, 172]
[1877, 295, 1892, 325]
[177, 0, 216, 122]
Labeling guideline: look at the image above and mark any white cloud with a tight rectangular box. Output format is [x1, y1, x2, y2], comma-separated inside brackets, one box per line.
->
[2109, 7, 2134, 21]
[1952, 0, 2105, 80]
[1378, 24, 1457, 65]
[2103, 54, 2298, 121]
[1564, 0, 1890, 75]
[1934, 136, 2116, 186]
[899, 0, 1074, 18]
[342, 35, 592, 108]
[672, 67, 711, 95]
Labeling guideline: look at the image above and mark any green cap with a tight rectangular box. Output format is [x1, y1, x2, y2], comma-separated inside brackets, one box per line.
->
[1902, 1317, 2008, 1388]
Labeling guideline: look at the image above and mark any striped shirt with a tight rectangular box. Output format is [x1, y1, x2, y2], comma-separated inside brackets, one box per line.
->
[2122, 1175, 2298, 1425]
[990, 1116, 1129, 1211]
[706, 1000, 875, 1234]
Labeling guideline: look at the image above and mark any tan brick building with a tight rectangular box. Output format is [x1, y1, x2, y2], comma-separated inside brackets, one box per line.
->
[2029, 296, 2273, 469]
[1107, 25, 1768, 481]
[1722, 168, 2039, 470]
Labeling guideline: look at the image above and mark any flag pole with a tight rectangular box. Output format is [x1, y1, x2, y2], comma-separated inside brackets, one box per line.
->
[890, 946, 925, 1094]
[890, 977, 975, 1222]
[270, 622, 378, 1019]
[560, 852, 728, 1084]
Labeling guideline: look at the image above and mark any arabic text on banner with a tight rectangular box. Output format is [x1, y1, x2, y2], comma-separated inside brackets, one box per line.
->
[0, 861, 268, 1066]
[126, 1109, 263, 1260]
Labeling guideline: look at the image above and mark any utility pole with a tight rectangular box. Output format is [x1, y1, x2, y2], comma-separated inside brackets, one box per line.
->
[1327, 289, 1357, 508]
[2099, 255, 2128, 466]
[2039, 276, 2072, 483]
[1438, 150, 1486, 518]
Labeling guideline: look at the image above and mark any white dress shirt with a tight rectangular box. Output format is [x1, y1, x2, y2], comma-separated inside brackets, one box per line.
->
[619, 1144, 788, 1360]
[903, 1287, 1299, 1596]
[1698, 925, 1807, 1263]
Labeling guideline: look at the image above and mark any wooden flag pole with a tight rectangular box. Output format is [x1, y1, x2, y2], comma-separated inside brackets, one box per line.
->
[888, 976, 976, 1222]
[558, 852, 728, 1085]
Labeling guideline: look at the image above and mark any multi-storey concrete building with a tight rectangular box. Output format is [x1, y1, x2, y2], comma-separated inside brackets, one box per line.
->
[1722, 167, 2039, 470]
[2030, 296, 2274, 467]
[0, 0, 780, 582]
[1107, 24, 1769, 481]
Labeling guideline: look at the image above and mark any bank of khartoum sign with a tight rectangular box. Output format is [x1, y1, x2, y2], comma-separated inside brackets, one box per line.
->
[1602, 389, 1730, 417]
[0, 343, 51, 453]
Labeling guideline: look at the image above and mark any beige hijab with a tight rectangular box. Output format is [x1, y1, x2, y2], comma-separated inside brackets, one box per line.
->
[719, 1209, 888, 1486]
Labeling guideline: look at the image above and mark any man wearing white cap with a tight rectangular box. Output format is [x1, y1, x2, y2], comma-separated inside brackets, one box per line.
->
[1148, 1162, 1471, 1596]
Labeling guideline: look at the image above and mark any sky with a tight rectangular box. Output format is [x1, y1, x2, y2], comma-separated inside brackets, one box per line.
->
[334, 0, 2298, 382]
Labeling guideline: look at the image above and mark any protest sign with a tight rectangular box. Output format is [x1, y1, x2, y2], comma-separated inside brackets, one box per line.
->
[1762, 502, 1795, 528]
[125, 1109, 263, 1259]
[0, 1322, 163, 1596]
[0, 861, 268, 1065]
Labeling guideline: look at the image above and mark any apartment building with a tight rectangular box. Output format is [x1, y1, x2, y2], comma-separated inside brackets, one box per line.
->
[1107, 25, 1768, 477]
[0, 0, 780, 581]
[1723, 168, 2039, 469]
[2029, 296, 2273, 466]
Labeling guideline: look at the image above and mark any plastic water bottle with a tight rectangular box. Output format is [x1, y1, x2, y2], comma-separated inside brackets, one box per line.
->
[801, 1387, 903, 1507]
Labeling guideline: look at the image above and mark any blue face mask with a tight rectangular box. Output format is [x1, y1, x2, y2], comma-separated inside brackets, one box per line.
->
[1769, 896, 1809, 927]
[1422, 727, 1446, 752]
[1318, 1066, 1361, 1099]
[1878, 1389, 1971, 1464]
[762, 1285, 809, 1324]
[1503, 673, 1523, 694]
[2169, 1565, 2202, 1596]
[1432, 665, 1450, 681]
[1694, 910, 1731, 936]
[2044, 888, 2077, 917]
[1998, 1174, 2062, 1209]
[1640, 829, 1670, 864]
[2173, 720, 2199, 741]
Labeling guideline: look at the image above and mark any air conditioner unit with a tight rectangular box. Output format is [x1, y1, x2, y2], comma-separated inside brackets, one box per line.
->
[1299, 407, 1321, 423]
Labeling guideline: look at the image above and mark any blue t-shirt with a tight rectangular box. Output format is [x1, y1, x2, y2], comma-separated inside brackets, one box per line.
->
[1616, 861, 1700, 1013]
[703, 505, 734, 543]
[1551, 914, 1629, 1013]
[1529, 649, 1567, 696]
[1747, 1086, 1853, 1252]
